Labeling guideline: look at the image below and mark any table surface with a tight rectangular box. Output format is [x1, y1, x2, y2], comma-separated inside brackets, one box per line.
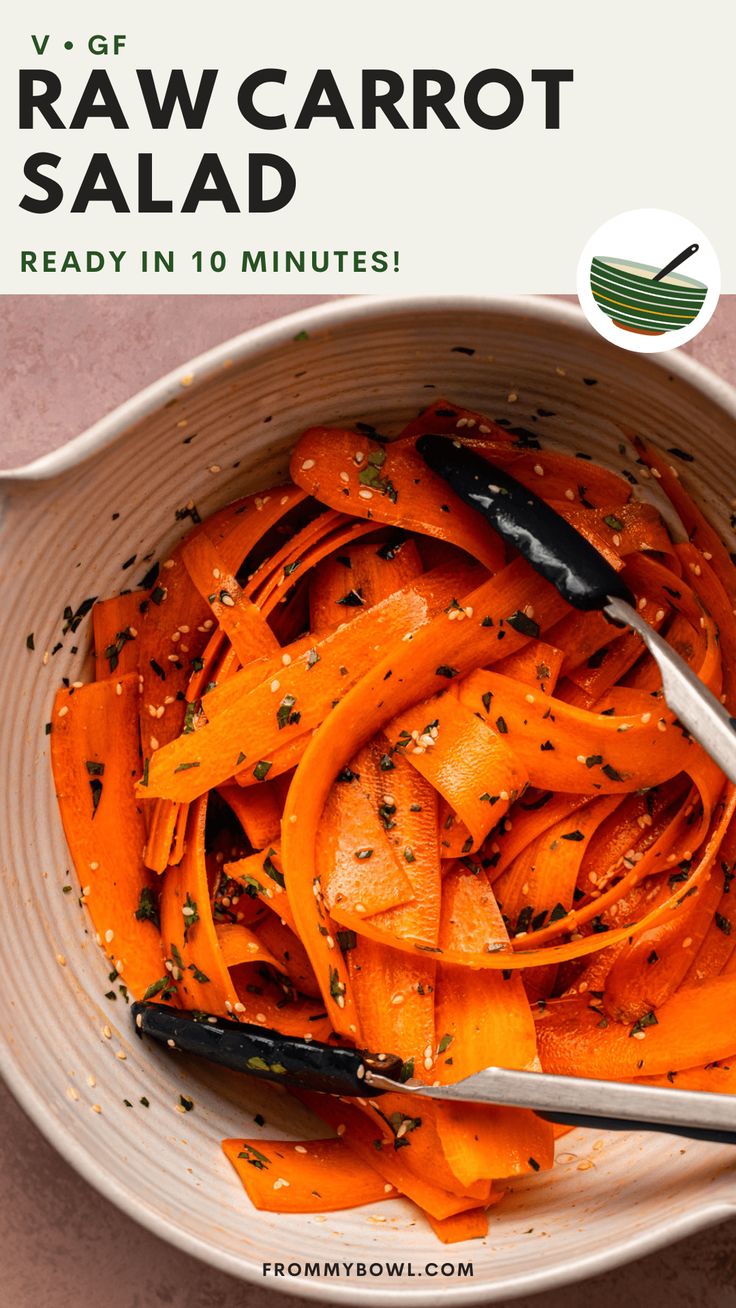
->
[2, 294, 736, 1308]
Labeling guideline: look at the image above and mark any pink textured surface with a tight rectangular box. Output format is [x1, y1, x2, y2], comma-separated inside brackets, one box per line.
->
[1, 294, 735, 1307]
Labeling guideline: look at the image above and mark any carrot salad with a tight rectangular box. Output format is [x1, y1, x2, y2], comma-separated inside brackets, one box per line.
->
[51, 399, 736, 1243]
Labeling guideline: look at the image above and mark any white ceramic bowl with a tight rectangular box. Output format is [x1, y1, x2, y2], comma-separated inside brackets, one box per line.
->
[2, 296, 736, 1305]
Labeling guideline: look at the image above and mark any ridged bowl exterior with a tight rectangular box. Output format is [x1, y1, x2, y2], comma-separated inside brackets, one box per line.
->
[590, 257, 707, 334]
[1, 296, 736, 1304]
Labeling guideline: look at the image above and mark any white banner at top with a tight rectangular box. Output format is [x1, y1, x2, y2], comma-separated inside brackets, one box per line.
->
[0, 0, 734, 293]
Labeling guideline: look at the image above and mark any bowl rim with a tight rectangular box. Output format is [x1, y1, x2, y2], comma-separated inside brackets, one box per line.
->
[590, 257, 708, 293]
[2, 292, 736, 1303]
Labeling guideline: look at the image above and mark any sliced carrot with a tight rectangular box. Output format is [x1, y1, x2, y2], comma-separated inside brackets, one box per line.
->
[434, 864, 537, 1082]
[388, 690, 529, 855]
[92, 593, 143, 681]
[50, 675, 166, 999]
[290, 428, 506, 572]
[222, 1136, 397, 1212]
[425, 1208, 491, 1243]
[309, 537, 424, 633]
[536, 973, 736, 1078]
[218, 781, 281, 851]
[297, 1091, 493, 1220]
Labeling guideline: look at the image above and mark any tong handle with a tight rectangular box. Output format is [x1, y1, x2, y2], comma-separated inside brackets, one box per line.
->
[132, 1002, 401, 1096]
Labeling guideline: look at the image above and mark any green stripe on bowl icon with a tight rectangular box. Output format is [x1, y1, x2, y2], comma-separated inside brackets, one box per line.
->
[590, 255, 707, 336]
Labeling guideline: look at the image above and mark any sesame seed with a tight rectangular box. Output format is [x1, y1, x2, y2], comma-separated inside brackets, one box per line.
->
[56, 953, 66, 966]
[294, 1144, 308, 1154]
[102, 1025, 112, 1040]
[91, 1103, 102, 1113]
[507, 392, 518, 403]
[234, 1001, 246, 1013]
[115, 683, 122, 696]
[256, 1012, 267, 1023]
[577, 754, 586, 763]
[641, 713, 651, 724]
[270, 679, 280, 692]
[104, 929, 114, 943]
[564, 488, 575, 501]
[658, 720, 667, 733]
[281, 653, 292, 666]
[336, 1124, 346, 1136]
[358, 488, 373, 500]
[115, 1050, 127, 1061]
[339, 471, 350, 483]
[58, 705, 69, 718]
[683, 937, 693, 949]
[525, 693, 535, 704]
[208, 464, 221, 474]
[220, 593, 235, 607]
[612, 534, 621, 547]
[533, 464, 544, 477]
[632, 1030, 646, 1041]
[301, 459, 316, 471]
[66, 1086, 80, 1101]
[150, 736, 159, 750]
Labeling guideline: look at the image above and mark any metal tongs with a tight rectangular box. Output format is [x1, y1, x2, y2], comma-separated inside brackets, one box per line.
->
[133, 1004, 736, 1144]
[131, 434, 736, 1145]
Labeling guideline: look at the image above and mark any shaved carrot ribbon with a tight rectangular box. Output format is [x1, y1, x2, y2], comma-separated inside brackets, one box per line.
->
[51, 400, 736, 1241]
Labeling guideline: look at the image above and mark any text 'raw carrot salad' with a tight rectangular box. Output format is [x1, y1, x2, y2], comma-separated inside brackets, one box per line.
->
[51, 399, 736, 1243]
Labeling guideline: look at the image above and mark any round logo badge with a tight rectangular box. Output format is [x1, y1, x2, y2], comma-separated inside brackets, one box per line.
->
[577, 208, 720, 353]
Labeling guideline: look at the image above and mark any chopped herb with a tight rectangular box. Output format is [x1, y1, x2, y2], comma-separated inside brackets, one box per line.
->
[435, 664, 459, 678]
[276, 693, 298, 729]
[404, 846, 416, 863]
[140, 1096, 150, 1108]
[182, 893, 199, 940]
[437, 1033, 454, 1055]
[584, 755, 603, 769]
[178, 1094, 194, 1112]
[174, 760, 200, 772]
[236, 751, 246, 766]
[716, 912, 732, 936]
[630, 1011, 658, 1037]
[379, 753, 395, 771]
[399, 1058, 415, 1083]
[601, 763, 624, 782]
[26, 633, 34, 650]
[135, 887, 160, 928]
[263, 849, 285, 888]
[507, 610, 540, 638]
[89, 777, 103, 816]
[337, 929, 357, 953]
[355, 848, 373, 860]
[253, 760, 272, 781]
[336, 588, 364, 607]
[62, 596, 97, 635]
[528, 1156, 541, 1172]
[306, 647, 320, 668]
[481, 691, 493, 713]
[85, 760, 105, 776]
[142, 976, 170, 1001]
[188, 964, 210, 983]
[603, 515, 624, 531]
[561, 830, 584, 842]
[495, 716, 508, 734]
